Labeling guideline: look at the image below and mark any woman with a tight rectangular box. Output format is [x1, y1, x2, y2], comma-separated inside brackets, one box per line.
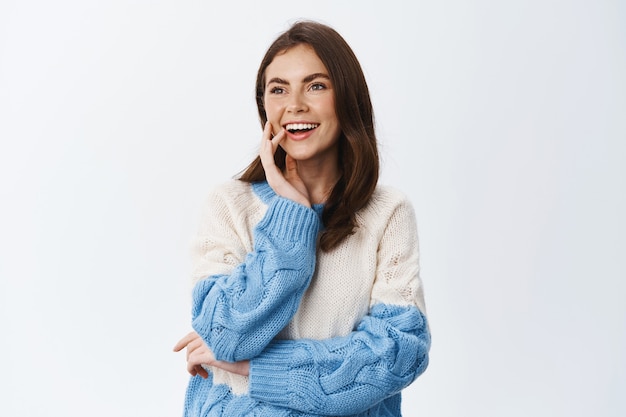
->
[174, 20, 430, 416]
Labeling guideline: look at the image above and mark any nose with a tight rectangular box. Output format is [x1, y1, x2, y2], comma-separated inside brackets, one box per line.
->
[286, 91, 308, 113]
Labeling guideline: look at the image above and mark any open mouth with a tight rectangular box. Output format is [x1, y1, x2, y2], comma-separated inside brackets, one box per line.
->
[284, 123, 319, 134]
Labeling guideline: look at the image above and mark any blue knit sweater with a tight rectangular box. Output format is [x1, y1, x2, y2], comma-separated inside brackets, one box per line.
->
[183, 181, 430, 416]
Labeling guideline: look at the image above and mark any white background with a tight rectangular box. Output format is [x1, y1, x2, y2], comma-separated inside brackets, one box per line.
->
[1, 1, 625, 416]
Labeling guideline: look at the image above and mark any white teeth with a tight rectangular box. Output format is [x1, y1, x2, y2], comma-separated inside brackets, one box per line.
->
[285, 123, 319, 131]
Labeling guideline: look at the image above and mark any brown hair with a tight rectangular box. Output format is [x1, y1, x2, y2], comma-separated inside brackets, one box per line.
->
[239, 20, 379, 251]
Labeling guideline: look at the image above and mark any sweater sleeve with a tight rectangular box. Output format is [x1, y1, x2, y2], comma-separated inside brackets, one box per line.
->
[248, 304, 430, 415]
[190, 184, 321, 362]
[248, 190, 430, 415]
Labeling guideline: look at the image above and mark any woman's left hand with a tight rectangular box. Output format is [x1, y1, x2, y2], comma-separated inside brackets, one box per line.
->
[173, 331, 250, 377]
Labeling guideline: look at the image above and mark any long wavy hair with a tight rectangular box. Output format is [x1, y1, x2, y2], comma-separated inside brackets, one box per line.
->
[239, 20, 379, 252]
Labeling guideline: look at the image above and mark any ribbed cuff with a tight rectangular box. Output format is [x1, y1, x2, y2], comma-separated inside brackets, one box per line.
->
[249, 341, 298, 406]
[257, 197, 321, 244]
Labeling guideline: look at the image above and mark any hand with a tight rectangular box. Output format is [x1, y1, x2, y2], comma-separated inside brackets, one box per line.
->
[173, 331, 250, 377]
[260, 122, 311, 207]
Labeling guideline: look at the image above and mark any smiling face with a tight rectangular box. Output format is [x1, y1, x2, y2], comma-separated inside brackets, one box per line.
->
[263, 44, 342, 166]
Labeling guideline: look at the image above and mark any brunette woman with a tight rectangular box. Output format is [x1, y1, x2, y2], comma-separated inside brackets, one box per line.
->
[174, 20, 430, 416]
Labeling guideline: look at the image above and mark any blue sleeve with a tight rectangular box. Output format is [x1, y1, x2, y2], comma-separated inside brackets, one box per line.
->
[248, 303, 431, 415]
[191, 196, 321, 362]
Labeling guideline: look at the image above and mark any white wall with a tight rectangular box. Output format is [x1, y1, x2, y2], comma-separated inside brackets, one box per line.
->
[1, 1, 624, 416]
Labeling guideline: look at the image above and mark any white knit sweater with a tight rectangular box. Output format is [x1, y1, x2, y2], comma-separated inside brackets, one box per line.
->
[184, 179, 429, 416]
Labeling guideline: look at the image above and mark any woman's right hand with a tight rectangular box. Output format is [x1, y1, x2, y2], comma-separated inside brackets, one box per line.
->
[173, 331, 250, 377]
[260, 122, 311, 207]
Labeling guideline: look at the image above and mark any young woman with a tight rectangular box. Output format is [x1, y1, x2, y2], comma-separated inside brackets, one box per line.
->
[174, 20, 430, 416]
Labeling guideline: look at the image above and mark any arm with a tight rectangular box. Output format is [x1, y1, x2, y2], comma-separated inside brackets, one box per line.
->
[249, 304, 429, 415]
[248, 193, 431, 415]
[190, 185, 321, 362]
[189, 123, 318, 364]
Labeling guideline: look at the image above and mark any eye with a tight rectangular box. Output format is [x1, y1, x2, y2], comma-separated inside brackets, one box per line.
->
[310, 83, 327, 91]
[269, 86, 286, 94]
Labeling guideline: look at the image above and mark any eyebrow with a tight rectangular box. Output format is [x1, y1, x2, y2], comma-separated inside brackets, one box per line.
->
[266, 73, 331, 87]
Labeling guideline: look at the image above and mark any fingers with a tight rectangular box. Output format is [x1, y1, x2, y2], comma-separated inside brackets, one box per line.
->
[262, 119, 273, 141]
[188, 361, 208, 378]
[258, 123, 310, 206]
[263, 120, 285, 144]
[175, 331, 247, 378]
[260, 121, 273, 159]
[271, 126, 286, 146]
[173, 331, 199, 352]
[174, 331, 213, 379]
[196, 365, 209, 379]
[260, 122, 288, 191]
[260, 122, 285, 168]
[186, 337, 208, 361]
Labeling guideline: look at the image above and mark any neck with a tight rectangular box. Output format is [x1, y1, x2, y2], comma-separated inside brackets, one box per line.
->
[296, 162, 341, 205]
[305, 177, 340, 205]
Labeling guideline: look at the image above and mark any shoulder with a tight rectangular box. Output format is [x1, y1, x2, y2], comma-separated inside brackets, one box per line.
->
[359, 184, 417, 220]
[352, 184, 419, 241]
[371, 184, 413, 206]
[197, 180, 265, 223]
[207, 179, 254, 199]
[203, 179, 259, 208]
[194, 180, 267, 250]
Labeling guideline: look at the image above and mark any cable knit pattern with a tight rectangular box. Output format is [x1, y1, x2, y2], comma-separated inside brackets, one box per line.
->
[183, 180, 430, 416]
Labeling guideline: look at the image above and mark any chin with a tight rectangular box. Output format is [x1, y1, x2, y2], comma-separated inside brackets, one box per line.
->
[284, 152, 313, 162]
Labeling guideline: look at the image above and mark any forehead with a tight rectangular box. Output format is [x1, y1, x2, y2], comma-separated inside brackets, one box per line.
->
[265, 44, 328, 81]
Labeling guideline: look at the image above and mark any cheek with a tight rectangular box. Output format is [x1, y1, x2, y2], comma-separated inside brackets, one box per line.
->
[322, 97, 338, 122]
[263, 103, 281, 134]
[263, 98, 281, 117]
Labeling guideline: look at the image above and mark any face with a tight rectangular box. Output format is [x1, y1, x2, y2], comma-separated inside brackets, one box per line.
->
[263, 44, 341, 164]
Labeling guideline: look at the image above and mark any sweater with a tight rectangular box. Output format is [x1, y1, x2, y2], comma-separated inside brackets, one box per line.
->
[183, 180, 430, 416]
